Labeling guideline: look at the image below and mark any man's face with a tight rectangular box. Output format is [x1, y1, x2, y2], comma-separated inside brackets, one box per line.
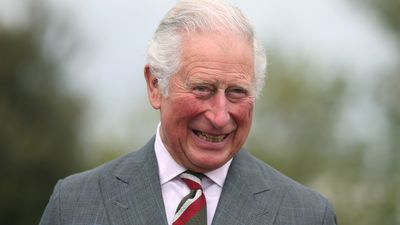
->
[146, 32, 255, 173]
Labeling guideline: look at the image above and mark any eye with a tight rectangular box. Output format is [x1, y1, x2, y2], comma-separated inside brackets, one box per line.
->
[226, 86, 249, 99]
[192, 85, 214, 97]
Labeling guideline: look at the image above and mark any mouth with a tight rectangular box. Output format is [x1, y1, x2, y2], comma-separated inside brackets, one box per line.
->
[193, 130, 229, 143]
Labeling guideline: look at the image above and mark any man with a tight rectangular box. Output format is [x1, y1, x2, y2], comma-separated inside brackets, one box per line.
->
[40, 0, 337, 224]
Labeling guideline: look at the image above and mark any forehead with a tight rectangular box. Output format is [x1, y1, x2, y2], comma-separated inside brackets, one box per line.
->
[180, 32, 253, 62]
[178, 32, 254, 80]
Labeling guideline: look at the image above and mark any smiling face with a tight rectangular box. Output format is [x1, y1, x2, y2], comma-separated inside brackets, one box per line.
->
[145, 32, 255, 173]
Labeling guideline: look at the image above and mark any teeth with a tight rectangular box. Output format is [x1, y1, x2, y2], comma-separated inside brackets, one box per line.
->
[195, 131, 227, 143]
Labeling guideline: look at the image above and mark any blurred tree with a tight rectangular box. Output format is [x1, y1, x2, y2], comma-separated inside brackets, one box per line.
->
[373, 66, 400, 225]
[364, 0, 400, 38]
[365, 0, 400, 164]
[0, 3, 83, 225]
[364, 0, 400, 223]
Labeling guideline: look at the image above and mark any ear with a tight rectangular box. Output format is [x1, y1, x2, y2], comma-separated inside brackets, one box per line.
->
[144, 64, 162, 109]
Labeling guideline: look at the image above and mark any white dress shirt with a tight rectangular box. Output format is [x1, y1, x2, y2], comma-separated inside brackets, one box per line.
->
[154, 123, 231, 225]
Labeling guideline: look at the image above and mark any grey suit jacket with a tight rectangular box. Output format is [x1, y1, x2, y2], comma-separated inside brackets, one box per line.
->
[40, 137, 337, 225]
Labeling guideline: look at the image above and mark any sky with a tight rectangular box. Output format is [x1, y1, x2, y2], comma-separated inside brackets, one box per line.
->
[1, 0, 399, 149]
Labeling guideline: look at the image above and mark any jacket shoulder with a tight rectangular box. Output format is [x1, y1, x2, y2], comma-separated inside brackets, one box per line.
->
[40, 139, 155, 225]
[236, 150, 337, 224]
[59, 145, 148, 194]
[248, 151, 329, 204]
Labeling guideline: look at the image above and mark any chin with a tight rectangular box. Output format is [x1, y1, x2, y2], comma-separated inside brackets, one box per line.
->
[190, 156, 228, 172]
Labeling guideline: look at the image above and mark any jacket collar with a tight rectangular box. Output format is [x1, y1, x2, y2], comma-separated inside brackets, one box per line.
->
[99, 136, 168, 225]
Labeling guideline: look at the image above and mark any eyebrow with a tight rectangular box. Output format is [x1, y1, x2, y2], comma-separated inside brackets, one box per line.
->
[186, 76, 251, 87]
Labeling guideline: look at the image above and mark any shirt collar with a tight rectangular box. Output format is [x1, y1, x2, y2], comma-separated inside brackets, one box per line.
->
[155, 123, 186, 185]
[204, 159, 231, 187]
[154, 122, 231, 187]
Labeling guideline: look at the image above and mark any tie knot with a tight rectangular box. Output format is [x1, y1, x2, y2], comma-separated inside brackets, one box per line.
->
[180, 171, 204, 190]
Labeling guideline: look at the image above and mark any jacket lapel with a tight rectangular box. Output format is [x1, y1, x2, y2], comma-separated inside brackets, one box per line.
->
[97, 139, 284, 225]
[212, 150, 284, 225]
[99, 137, 168, 225]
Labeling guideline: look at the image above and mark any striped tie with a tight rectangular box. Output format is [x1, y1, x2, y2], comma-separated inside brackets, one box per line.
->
[173, 171, 207, 225]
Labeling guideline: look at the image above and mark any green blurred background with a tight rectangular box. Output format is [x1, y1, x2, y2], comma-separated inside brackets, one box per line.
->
[0, 0, 399, 224]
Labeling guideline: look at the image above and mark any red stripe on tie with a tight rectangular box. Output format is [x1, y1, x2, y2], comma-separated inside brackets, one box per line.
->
[172, 193, 206, 225]
[182, 178, 202, 190]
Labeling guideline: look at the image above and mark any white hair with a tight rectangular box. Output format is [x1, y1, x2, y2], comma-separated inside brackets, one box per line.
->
[146, 0, 267, 97]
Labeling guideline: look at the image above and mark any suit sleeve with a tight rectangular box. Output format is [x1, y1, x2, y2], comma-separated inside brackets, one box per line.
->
[39, 180, 63, 225]
[322, 200, 338, 225]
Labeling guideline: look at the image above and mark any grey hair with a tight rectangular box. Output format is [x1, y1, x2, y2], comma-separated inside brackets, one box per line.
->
[146, 0, 267, 98]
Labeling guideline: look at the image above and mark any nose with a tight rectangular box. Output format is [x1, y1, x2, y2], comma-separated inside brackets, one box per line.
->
[204, 92, 231, 129]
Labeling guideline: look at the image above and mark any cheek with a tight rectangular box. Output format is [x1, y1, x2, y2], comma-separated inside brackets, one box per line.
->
[166, 80, 202, 118]
[232, 101, 254, 125]
[169, 95, 205, 120]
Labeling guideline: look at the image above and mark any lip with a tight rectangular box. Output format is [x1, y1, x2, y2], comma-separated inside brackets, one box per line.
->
[190, 129, 232, 150]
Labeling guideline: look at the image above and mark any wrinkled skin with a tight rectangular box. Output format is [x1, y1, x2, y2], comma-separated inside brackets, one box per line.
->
[145, 32, 255, 173]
